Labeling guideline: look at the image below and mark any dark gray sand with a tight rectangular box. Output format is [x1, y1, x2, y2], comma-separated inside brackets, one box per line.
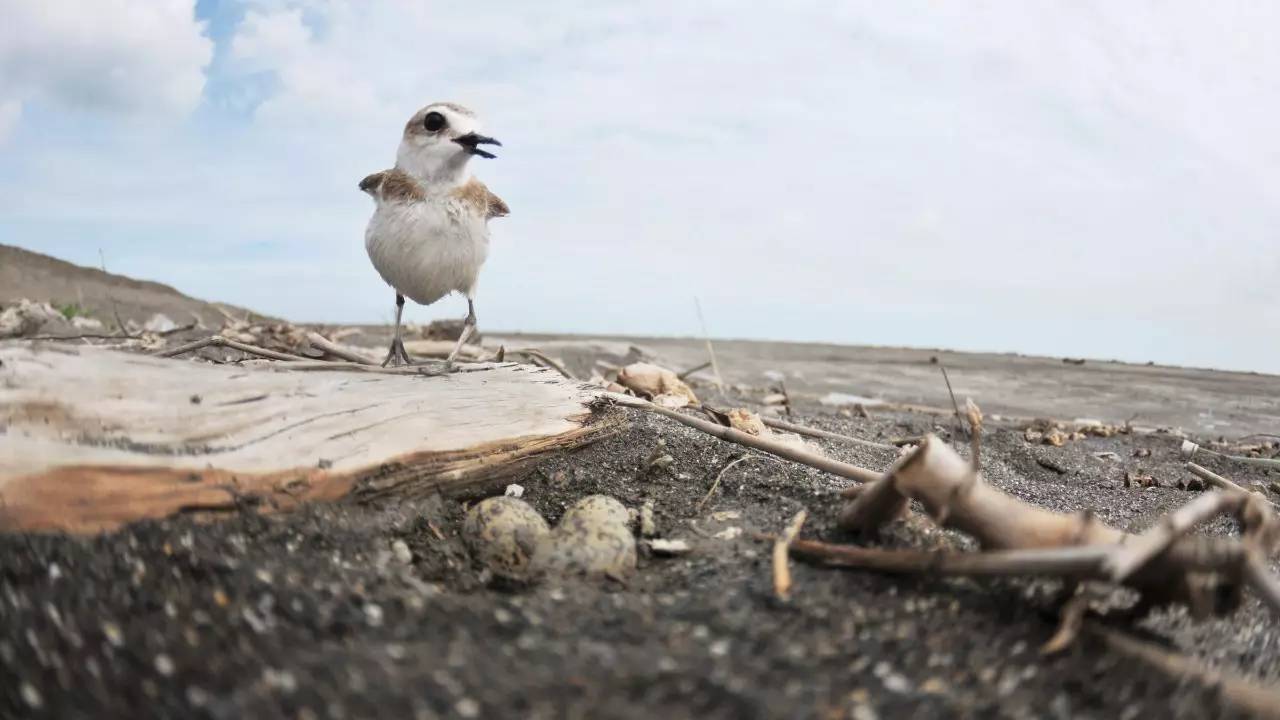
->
[4, 400, 1277, 719]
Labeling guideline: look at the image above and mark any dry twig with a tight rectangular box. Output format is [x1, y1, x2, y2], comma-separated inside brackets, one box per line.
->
[677, 360, 712, 380]
[305, 331, 377, 365]
[608, 393, 881, 484]
[773, 509, 807, 601]
[155, 335, 309, 362]
[1084, 623, 1280, 720]
[508, 348, 575, 380]
[747, 413, 898, 453]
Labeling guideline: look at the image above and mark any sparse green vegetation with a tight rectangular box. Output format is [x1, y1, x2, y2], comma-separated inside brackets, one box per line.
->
[55, 302, 88, 320]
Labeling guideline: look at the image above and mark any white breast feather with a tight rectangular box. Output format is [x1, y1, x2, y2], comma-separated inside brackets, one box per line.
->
[364, 194, 490, 306]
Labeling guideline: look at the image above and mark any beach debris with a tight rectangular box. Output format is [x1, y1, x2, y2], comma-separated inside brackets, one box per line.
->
[726, 408, 767, 436]
[639, 500, 657, 537]
[645, 538, 691, 556]
[0, 299, 63, 338]
[1181, 440, 1280, 471]
[504, 483, 525, 498]
[641, 439, 675, 475]
[71, 316, 104, 330]
[1023, 418, 1127, 446]
[143, 313, 178, 333]
[616, 362, 699, 408]
[462, 497, 550, 578]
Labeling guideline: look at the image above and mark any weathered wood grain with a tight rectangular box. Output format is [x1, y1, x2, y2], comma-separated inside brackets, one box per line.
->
[0, 342, 615, 533]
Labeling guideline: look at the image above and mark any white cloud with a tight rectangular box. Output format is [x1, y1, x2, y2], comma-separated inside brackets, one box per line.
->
[0, 0, 212, 136]
[4, 1, 1279, 372]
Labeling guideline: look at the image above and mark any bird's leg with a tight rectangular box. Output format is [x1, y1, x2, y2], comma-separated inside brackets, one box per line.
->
[381, 293, 414, 367]
[444, 299, 477, 368]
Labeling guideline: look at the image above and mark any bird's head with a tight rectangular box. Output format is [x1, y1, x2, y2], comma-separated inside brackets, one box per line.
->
[395, 102, 501, 187]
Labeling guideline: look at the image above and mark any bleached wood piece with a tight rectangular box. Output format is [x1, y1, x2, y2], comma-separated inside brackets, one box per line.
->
[0, 343, 614, 533]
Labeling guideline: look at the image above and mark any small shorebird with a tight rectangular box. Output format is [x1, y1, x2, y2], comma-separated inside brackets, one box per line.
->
[360, 102, 508, 366]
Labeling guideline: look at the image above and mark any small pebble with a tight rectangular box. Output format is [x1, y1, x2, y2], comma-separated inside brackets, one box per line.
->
[20, 682, 42, 709]
[455, 698, 480, 718]
[101, 620, 123, 647]
[155, 654, 175, 677]
[504, 483, 524, 498]
[391, 540, 413, 564]
[364, 603, 384, 628]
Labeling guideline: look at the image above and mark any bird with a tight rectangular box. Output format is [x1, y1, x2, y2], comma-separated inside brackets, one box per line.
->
[359, 101, 508, 367]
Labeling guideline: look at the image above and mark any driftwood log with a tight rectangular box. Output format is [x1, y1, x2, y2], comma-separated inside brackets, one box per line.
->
[0, 342, 616, 533]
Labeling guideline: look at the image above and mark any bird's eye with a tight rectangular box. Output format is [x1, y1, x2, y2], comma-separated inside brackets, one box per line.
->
[423, 112, 447, 132]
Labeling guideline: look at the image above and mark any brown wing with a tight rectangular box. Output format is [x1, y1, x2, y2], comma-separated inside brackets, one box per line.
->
[483, 185, 510, 219]
[358, 171, 387, 193]
[358, 169, 425, 202]
[453, 178, 510, 220]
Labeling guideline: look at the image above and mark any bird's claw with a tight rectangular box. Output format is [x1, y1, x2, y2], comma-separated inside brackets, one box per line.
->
[381, 337, 414, 367]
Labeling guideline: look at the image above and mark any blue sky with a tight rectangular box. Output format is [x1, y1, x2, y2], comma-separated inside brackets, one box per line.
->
[1, 1, 1278, 373]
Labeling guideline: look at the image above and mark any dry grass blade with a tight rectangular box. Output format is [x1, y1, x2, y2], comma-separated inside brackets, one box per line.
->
[697, 454, 748, 513]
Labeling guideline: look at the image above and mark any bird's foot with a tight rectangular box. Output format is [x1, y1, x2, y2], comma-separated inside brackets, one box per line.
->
[380, 337, 414, 367]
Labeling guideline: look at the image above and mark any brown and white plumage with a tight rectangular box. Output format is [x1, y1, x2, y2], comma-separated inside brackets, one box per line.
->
[359, 102, 507, 366]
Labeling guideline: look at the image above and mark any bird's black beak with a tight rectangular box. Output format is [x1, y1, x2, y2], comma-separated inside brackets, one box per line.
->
[453, 133, 501, 159]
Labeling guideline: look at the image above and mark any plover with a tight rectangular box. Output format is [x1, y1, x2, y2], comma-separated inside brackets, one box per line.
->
[360, 102, 507, 366]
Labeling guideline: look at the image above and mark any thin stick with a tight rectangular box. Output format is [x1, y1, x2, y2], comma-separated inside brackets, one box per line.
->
[773, 509, 807, 600]
[1186, 462, 1250, 495]
[1102, 491, 1239, 582]
[510, 348, 575, 380]
[939, 365, 962, 445]
[608, 393, 882, 484]
[693, 297, 724, 391]
[305, 332, 376, 365]
[1184, 442, 1280, 471]
[1083, 623, 1280, 720]
[677, 360, 712, 380]
[25, 332, 133, 341]
[788, 538, 1109, 577]
[697, 455, 748, 513]
[98, 248, 128, 335]
[154, 335, 309, 362]
[750, 414, 897, 452]
[1243, 553, 1280, 617]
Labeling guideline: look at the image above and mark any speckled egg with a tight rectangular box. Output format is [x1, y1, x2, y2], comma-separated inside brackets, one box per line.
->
[462, 496, 550, 578]
[530, 511, 637, 579]
[559, 495, 631, 529]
